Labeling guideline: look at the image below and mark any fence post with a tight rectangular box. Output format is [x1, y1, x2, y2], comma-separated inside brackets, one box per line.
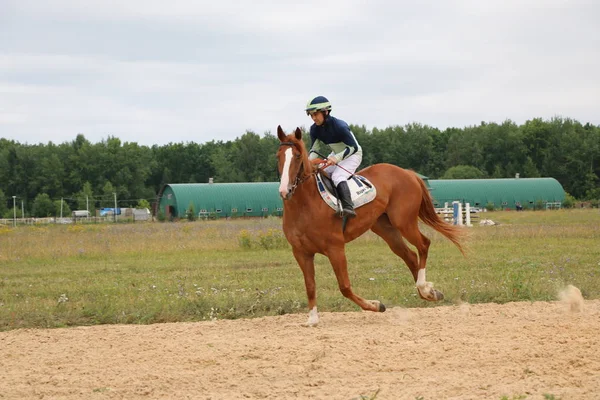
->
[452, 201, 464, 226]
[465, 203, 472, 226]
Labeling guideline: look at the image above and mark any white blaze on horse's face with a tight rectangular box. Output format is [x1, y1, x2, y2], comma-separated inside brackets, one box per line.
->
[278, 147, 293, 199]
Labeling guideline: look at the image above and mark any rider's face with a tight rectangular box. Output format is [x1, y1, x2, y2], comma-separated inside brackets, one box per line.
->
[309, 111, 326, 126]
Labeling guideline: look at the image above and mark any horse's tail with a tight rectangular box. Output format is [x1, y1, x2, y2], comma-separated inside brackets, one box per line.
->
[416, 176, 466, 256]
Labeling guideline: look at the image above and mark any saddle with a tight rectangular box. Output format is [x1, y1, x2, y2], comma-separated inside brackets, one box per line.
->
[315, 172, 377, 213]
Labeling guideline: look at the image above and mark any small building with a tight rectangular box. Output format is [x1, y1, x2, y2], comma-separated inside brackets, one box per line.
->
[99, 208, 121, 217]
[428, 177, 566, 210]
[72, 210, 91, 218]
[132, 208, 151, 221]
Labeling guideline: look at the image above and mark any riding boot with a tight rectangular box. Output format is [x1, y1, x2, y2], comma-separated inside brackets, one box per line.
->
[336, 181, 356, 218]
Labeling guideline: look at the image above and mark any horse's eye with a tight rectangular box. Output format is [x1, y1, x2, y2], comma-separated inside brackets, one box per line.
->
[295, 154, 301, 159]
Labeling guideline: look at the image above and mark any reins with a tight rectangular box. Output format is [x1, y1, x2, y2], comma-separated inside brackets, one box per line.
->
[311, 150, 356, 178]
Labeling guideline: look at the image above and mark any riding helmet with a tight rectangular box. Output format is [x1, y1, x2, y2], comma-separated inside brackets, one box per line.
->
[305, 96, 332, 115]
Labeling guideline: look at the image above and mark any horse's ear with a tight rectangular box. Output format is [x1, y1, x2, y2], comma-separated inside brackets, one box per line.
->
[277, 125, 286, 141]
[294, 127, 302, 140]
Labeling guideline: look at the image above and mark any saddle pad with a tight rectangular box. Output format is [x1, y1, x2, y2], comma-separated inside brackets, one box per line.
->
[315, 174, 377, 211]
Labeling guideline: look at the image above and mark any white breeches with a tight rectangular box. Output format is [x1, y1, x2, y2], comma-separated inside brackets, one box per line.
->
[324, 153, 363, 186]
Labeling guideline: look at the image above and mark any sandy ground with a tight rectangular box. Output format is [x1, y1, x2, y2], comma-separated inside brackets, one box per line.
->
[1, 299, 599, 400]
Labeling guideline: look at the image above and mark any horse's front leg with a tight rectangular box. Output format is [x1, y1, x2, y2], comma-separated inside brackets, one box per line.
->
[327, 246, 386, 313]
[292, 248, 319, 326]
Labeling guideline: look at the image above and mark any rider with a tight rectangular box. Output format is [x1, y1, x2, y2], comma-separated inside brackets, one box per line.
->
[305, 96, 362, 218]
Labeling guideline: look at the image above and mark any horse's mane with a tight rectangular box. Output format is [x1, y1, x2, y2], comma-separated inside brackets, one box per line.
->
[287, 133, 313, 179]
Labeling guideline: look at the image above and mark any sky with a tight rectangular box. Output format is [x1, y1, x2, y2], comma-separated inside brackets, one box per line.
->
[1, 0, 599, 146]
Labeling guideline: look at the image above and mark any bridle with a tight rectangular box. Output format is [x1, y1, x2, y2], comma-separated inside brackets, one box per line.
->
[278, 141, 314, 197]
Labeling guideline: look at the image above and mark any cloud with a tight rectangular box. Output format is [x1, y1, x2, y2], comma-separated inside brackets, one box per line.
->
[0, 0, 598, 145]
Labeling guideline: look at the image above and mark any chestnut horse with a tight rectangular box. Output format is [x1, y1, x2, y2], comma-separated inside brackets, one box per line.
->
[276, 126, 465, 326]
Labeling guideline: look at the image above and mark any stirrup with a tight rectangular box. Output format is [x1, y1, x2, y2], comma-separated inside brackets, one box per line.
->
[342, 208, 356, 218]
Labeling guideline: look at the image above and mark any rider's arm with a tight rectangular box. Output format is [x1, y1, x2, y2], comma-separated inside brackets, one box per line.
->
[330, 119, 360, 163]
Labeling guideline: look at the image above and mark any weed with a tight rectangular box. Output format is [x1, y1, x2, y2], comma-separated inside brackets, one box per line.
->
[351, 388, 380, 400]
[0, 210, 599, 330]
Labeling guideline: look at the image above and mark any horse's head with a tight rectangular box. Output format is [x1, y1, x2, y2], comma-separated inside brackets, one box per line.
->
[276, 125, 311, 200]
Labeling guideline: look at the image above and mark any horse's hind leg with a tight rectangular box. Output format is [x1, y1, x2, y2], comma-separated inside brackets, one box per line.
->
[399, 219, 443, 301]
[327, 246, 386, 313]
[371, 214, 419, 279]
[372, 214, 443, 301]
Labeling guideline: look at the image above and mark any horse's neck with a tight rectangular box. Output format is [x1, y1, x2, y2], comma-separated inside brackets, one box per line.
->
[288, 174, 317, 205]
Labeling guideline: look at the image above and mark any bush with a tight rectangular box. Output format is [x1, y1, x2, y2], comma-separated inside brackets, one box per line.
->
[485, 202, 495, 212]
[186, 202, 197, 222]
[238, 230, 253, 249]
[562, 193, 576, 209]
[534, 199, 545, 211]
[137, 199, 151, 209]
[3, 207, 23, 219]
[238, 229, 289, 250]
[32, 193, 55, 217]
[257, 229, 288, 250]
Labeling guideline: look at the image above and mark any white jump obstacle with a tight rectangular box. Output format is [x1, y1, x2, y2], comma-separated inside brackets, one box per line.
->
[435, 201, 477, 227]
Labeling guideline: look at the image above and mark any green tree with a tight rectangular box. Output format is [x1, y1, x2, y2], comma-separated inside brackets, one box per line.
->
[38, 151, 65, 197]
[137, 199, 151, 209]
[32, 193, 55, 217]
[211, 145, 243, 182]
[491, 165, 504, 178]
[3, 207, 23, 219]
[441, 165, 486, 179]
[522, 157, 540, 177]
[0, 189, 7, 216]
[101, 181, 116, 208]
[445, 126, 484, 172]
[349, 125, 376, 166]
[53, 199, 72, 217]
[74, 181, 95, 215]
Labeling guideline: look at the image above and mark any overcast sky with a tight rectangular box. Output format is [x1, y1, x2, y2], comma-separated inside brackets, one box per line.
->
[1, 0, 598, 146]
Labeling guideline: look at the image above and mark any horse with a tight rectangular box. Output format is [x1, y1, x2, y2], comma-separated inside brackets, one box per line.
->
[275, 125, 466, 326]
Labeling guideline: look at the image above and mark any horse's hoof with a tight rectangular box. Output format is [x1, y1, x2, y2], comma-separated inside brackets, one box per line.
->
[378, 302, 386, 312]
[433, 289, 444, 301]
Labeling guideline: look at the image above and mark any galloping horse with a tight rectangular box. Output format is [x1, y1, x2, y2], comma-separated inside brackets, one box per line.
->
[276, 126, 465, 326]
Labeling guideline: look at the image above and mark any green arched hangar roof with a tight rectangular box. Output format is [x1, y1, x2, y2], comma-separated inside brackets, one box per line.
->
[158, 182, 283, 218]
[428, 178, 565, 208]
[157, 176, 565, 218]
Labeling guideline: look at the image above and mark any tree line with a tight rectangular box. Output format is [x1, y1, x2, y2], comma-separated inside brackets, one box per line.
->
[1, 116, 599, 217]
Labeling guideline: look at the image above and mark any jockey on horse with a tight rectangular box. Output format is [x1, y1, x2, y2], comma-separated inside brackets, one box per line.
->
[305, 96, 362, 218]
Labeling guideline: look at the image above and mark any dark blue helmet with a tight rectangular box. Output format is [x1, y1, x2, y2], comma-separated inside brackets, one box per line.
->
[305, 96, 332, 115]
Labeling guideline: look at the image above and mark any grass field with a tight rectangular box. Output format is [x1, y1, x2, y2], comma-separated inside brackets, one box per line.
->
[1, 209, 599, 331]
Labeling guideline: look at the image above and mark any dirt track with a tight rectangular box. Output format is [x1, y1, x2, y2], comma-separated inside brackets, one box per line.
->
[1, 299, 599, 400]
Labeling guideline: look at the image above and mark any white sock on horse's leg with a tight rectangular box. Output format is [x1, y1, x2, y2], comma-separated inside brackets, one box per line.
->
[306, 306, 319, 326]
[416, 268, 444, 301]
[416, 269, 433, 299]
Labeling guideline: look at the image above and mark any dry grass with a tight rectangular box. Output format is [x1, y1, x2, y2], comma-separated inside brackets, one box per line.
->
[1, 209, 599, 331]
